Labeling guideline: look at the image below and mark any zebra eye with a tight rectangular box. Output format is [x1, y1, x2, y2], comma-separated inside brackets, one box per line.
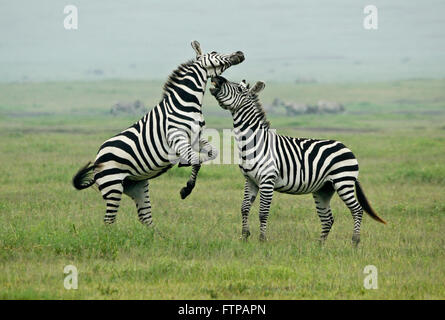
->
[237, 87, 243, 93]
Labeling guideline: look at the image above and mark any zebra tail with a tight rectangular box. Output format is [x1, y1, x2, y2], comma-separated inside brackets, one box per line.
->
[355, 180, 387, 224]
[72, 161, 97, 190]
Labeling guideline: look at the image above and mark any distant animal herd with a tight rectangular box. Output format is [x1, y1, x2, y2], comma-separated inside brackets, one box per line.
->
[267, 98, 345, 116]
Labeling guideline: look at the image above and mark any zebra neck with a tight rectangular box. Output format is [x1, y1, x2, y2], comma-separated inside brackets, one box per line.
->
[232, 105, 271, 156]
[162, 61, 208, 114]
[232, 102, 269, 134]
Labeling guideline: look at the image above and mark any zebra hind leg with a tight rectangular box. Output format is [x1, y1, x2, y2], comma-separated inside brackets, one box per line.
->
[100, 182, 124, 225]
[258, 178, 275, 242]
[123, 179, 153, 227]
[335, 181, 363, 246]
[312, 182, 335, 243]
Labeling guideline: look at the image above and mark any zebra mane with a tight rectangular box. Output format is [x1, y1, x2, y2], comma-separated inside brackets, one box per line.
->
[162, 59, 196, 99]
[250, 93, 270, 129]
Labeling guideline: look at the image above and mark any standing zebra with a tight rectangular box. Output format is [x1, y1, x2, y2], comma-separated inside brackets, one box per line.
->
[72, 42, 245, 226]
[209, 76, 386, 245]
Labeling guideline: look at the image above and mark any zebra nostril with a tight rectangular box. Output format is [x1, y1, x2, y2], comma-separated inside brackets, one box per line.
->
[230, 53, 244, 65]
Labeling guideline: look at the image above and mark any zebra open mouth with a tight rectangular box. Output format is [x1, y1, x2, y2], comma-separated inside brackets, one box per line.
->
[209, 83, 219, 96]
[209, 76, 225, 96]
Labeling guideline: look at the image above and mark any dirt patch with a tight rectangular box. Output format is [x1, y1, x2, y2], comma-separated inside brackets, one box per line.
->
[285, 127, 379, 133]
[391, 110, 445, 115]
[392, 99, 421, 105]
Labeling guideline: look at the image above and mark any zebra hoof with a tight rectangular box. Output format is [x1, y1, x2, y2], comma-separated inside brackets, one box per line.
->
[259, 234, 268, 242]
[352, 234, 361, 247]
[240, 230, 250, 241]
[208, 150, 218, 160]
[139, 217, 153, 227]
[180, 187, 192, 199]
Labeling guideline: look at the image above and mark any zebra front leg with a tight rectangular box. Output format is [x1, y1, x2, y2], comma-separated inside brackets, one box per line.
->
[258, 177, 275, 242]
[198, 137, 218, 162]
[240, 179, 259, 240]
[123, 179, 153, 226]
[169, 133, 202, 199]
[180, 138, 218, 199]
[180, 164, 200, 199]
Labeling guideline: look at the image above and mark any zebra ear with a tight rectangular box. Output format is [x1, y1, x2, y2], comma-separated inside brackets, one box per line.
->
[191, 40, 202, 57]
[250, 81, 266, 95]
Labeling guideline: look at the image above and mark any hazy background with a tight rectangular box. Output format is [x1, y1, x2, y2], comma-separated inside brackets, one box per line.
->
[1, 0, 444, 83]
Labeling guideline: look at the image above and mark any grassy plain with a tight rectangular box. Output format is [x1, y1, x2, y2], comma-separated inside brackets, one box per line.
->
[0, 79, 444, 299]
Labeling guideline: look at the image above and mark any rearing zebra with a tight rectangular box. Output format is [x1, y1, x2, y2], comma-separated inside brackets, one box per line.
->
[72, 41, 245, 226]
[210, 76, 386, 245]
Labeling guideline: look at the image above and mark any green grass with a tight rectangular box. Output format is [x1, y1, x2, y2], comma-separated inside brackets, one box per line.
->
[0, 79, 444, 299]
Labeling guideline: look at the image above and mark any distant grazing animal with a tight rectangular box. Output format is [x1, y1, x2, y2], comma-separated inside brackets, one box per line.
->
[72, 41, 245, 226]
[210, 76, 385, 245]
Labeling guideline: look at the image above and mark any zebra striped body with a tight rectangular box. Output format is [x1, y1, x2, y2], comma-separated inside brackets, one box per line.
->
[210, 76, 385, 244]
[96, 102, 174, 182]
[238, 134, 359, 196]
[73, 42, 244, 226]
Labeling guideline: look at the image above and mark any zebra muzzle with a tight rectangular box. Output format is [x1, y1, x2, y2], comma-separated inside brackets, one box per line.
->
[229, 51, 245, 65]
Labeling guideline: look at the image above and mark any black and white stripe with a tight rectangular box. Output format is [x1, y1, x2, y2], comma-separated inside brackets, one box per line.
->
[72, 42, 244, 226]
[210, 76, 386, 245]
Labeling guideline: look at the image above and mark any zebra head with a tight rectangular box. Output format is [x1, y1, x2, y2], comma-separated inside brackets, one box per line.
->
[191, 41, 245, 77]
[209, 76, 266, 111]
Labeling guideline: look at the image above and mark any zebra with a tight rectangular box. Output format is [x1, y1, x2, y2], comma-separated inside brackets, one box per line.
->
[209, 76, 386, 245]
[72, 41, 245, 227]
